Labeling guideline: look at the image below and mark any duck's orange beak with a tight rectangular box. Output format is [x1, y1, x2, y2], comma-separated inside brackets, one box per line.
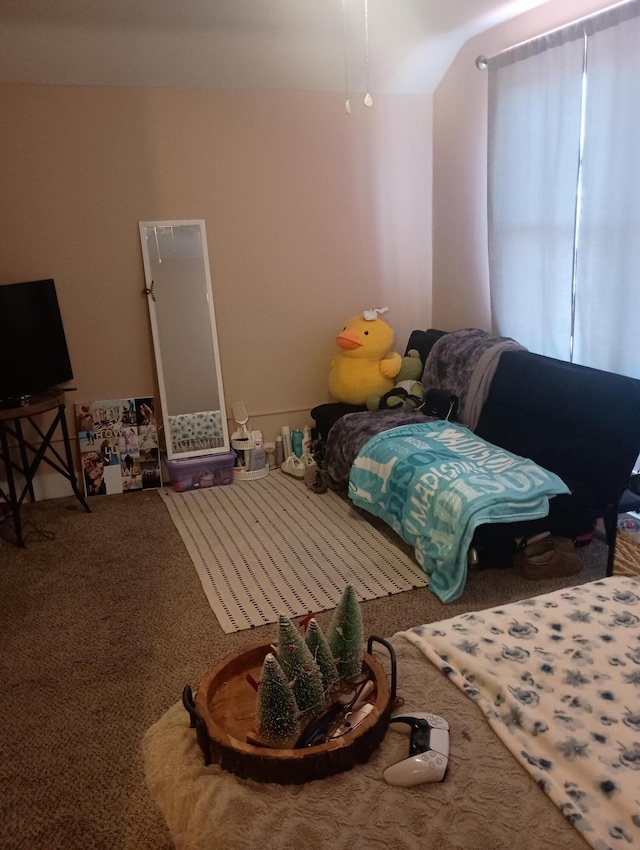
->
[336, 329, 363, 350]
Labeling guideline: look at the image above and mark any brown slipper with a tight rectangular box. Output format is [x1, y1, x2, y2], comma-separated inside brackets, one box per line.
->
[515, 535, 581, 580]
[309, 470, 328, 494]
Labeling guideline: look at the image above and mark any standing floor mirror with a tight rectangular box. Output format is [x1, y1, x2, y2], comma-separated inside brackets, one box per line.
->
[139, 220, 229, 460]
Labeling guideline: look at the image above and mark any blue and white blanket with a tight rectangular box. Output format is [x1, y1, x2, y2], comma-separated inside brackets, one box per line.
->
[398, 576, 640, 850]
[349, 420, 570, 602]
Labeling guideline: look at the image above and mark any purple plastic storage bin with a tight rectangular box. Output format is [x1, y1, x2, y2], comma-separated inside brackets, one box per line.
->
[166, 451, 236, 492]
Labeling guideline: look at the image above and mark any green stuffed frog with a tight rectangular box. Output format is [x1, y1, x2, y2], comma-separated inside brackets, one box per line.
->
[365, 349, 424, 411]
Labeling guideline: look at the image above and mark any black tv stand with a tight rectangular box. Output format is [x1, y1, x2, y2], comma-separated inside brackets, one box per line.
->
[0, 395, 29, 411]
[0, 389, 90, 546]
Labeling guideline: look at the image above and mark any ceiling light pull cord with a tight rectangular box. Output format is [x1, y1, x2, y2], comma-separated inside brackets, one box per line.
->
[364, 0, 372, 107]
[342, 0, 351, 114]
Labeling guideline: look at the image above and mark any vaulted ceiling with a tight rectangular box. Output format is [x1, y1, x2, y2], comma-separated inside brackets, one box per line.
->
[0, 0, 553, 94]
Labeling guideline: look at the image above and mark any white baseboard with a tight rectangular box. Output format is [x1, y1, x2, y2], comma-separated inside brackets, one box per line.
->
[1, 473, 76, 503]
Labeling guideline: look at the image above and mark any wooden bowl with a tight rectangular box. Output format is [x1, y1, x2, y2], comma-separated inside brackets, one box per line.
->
[195, 641, 392, 784]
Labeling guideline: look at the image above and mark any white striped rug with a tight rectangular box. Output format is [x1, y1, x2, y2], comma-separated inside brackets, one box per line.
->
[160, 472, 428, 633]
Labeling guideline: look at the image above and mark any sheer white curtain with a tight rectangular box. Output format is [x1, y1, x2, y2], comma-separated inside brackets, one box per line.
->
[573, 13, 640, 376]
[488, 38, 584, 361]
[487, 1, 640, 377]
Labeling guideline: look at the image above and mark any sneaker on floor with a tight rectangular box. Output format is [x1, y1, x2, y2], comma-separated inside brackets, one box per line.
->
[281, 453, 305, 479]
[303, 454, 318, 487]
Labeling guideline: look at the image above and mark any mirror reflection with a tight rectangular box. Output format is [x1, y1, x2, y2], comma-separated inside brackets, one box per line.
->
[139, 220, 229, 459]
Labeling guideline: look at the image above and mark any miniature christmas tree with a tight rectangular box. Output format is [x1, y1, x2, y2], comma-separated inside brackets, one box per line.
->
[326, 584, 364, 679]
[305, 618, 339, 696]
[256, 653, 300, 747]
[293, 661, 325, 721]
[277, 615, 325, 719]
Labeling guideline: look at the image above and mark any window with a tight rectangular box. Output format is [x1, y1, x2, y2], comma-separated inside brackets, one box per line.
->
[487, 1, 640, 379]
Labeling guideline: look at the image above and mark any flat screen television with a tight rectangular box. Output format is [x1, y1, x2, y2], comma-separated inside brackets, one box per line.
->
[0, 278, 74, 406]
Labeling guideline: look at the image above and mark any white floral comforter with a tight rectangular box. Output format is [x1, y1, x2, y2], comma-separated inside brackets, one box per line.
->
[399, 576, 640, 850]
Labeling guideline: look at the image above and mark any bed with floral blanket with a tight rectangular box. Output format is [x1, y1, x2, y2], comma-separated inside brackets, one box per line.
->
[349, 420, 570, 602]
[398, 575, 640, 850]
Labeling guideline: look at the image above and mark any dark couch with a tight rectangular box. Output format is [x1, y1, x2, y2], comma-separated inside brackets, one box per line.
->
[311, 328, 640, 574]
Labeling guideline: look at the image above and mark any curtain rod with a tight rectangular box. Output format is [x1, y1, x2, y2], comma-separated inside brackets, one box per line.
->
[475, 0, 639, 70]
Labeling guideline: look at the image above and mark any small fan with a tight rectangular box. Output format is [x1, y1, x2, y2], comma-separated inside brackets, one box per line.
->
[232, 401, 250, 441]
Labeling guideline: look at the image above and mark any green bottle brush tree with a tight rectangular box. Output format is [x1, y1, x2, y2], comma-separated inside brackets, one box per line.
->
[254, 587, 365, 748]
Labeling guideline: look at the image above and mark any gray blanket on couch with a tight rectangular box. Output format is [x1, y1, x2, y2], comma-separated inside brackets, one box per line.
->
[326, 408, 432, 489]
[421, 328, 524, 429]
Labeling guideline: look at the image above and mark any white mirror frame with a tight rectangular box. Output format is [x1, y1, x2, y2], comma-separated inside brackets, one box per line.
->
[139, 219, 230, 460]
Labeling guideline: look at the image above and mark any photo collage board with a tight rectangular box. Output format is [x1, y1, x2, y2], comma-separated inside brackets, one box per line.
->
[75, 397, 162, 497]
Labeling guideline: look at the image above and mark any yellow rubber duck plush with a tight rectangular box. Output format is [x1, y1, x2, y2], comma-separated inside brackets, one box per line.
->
[328, 308, 402, 405]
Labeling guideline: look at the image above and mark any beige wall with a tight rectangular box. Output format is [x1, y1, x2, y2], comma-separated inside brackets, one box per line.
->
[432, 0, 617, 332]
[0, 85, 432, 494]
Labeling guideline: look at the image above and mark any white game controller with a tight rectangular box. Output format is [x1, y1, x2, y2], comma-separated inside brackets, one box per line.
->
[383, 712, 450, 786]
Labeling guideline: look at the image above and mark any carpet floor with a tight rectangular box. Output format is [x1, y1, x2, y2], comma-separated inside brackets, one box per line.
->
[0, 488, 611, 850]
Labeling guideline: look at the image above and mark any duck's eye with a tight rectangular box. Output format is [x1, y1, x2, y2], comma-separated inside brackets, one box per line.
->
[364, 330, 369, 335]
[342, 326, 346, 331]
